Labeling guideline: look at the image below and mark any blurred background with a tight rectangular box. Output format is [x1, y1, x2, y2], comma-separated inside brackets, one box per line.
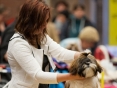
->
[0, 0, 117, 88]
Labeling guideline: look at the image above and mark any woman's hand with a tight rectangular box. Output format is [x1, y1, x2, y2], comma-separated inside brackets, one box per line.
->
[57, 73, 85, 83]
[74, 49, 91, 59]
[74, 52, 81, 59]
[71, 74, 85, 80]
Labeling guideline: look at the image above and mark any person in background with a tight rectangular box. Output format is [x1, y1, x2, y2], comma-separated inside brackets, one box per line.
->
[61, 4, 94, 40]
[0, 5, 21, 86]
[60, 26, 99, 53]
[0, 4, 12, 85]
[55, 0, 68, 13]
[0, 22, 16, 64]
[52, 0, 69, 22]
[47, 22, 60, 43]
[0, 8, 16, 84]
[0, 4, 22, 64]
[0, 4, 8, 44]
[54, 10, 70, 40]
[60, 26, 113, 62]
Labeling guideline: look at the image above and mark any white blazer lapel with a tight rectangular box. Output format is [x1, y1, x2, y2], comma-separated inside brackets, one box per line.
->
[31, 46, 43, 68]
[41, 45, 48, 55]
[48, 54, 56, 71]
[41, 44, 56, 70]
[31, 44, 56, 71]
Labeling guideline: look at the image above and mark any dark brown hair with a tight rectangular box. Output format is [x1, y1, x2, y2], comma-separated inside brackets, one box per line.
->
[73, 4, 85, 11]
[0, 4, 7, 14]
[15, 0, 50, 47]
[55, 0, 69, 8]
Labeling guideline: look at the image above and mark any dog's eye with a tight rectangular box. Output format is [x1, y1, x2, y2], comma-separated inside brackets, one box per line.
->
[85, 62, 90, 65]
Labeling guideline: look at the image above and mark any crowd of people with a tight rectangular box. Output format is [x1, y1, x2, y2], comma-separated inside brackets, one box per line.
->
[0, 0, 117, 88]
[0, 0, 97, 65]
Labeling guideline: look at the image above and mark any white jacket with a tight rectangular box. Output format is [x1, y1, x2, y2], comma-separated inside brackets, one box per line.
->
[7, 33, 76, 88]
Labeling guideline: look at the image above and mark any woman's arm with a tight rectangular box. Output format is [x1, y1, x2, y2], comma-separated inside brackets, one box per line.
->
[74, 52, 81, 59]
[10, 40, 83, 84]
[46, 35, 80, 63]
[57, 73, 84, 82]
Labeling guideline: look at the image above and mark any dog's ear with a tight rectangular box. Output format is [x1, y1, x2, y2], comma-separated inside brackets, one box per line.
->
[69, 58, 81, 75]
[69, 67, 77, 75]
[69, 61, 78, 75]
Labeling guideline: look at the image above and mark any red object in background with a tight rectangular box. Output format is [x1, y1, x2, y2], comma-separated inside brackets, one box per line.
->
[94, 47, 105, 60]
[5, 18, 15, 26]
[0, 64, 6, 69]
[94, 46, 113, 61]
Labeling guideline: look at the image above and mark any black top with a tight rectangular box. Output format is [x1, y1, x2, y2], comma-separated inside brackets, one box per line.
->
[37, 44, 50, 72]
[37, 44, 50, 88]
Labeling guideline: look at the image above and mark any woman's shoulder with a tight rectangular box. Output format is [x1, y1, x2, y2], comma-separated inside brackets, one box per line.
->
[10, 33, 28, 43]
[8, 33, 31, 51]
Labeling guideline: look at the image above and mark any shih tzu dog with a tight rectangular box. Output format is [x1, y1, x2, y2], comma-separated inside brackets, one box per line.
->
[65, 53, 102, 88]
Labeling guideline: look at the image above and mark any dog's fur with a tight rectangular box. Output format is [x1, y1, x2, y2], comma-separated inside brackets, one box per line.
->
[65, 53, 102, 88]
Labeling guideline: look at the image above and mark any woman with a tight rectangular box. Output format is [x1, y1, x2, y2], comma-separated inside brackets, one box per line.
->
[6, 0, 86, 88]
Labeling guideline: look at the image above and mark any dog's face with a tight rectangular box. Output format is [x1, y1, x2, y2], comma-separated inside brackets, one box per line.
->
[69, 53, 102, 78]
